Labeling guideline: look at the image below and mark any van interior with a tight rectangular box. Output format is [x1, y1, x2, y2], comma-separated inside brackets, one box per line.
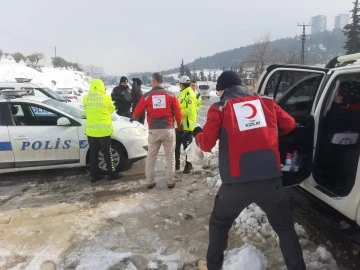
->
[314, 76, 360, 197]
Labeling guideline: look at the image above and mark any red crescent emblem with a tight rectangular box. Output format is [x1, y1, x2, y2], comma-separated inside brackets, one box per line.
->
[242, 103, 257, 119]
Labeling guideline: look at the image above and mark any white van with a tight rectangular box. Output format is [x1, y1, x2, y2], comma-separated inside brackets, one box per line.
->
[254, 54, 360, 229]
[198, 84, 211, 99]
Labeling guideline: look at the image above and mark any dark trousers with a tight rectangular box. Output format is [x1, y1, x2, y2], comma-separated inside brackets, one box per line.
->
[137, 113, 145, 125]
[175, 130, 193, 165]
[88, 136, 115, 177]
[207, 178, 306, 270]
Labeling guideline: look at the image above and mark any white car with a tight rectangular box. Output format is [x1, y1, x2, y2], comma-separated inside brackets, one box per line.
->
[254, 53, 360, 228]
[0, 78, 66, 102]
[55, 88, 81, 102]
[0, 91, 148, 174]
[198, 84, 211, 99]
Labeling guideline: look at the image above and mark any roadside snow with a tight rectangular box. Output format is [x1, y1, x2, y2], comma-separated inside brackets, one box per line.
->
[0, 58, 91, 91]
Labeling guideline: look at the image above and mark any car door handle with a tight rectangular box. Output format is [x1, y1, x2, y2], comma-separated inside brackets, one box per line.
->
[13, 135, 29, 140]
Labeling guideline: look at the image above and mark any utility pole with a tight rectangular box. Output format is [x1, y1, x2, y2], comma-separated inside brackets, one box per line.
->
[297, 23, 310, 64]
[55, 46, 57, 57]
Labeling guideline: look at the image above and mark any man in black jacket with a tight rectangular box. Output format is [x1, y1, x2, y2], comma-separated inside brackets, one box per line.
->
[111, 76, 132, 117]
[131, 78, 145, 124]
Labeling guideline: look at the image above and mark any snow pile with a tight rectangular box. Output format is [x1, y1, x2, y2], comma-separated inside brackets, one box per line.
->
[303, 246, 338, 270]
[41, 66, 91, 91]
[223, 244, 268, 270]
[0, 57, 91, 91]
[235, 203, 278, 244]
[0, 61, 53, 88]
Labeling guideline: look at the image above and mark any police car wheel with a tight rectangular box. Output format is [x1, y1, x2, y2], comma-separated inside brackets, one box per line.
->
[97, 141, 129, 173]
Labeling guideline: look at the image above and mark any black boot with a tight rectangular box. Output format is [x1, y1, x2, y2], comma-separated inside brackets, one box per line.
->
[108, 172, 123, 181]
[183, 161, 193, 174]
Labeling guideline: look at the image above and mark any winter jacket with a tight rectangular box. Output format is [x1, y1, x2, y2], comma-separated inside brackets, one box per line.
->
[111, 85, 132, 115]
[195, 91, 202, 112]
[83, 79, 115, 137]
[133, 86, 182, 129]
[178, 86, 197, 131]
[195, 85, 296, 184]
[131, 87, 143, 113]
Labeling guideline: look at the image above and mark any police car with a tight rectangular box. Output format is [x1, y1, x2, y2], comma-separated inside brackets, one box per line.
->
[0, 90, 148, 174]
[254, 53, 360, 229]
[0, 78, 66, 102]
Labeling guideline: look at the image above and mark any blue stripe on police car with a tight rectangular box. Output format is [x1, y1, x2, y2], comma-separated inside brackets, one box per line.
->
[0, 142, 12, 151]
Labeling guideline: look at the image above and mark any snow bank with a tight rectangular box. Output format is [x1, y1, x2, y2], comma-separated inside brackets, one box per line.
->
[41, 66, 91, 91]
[0, 58, 91, 91]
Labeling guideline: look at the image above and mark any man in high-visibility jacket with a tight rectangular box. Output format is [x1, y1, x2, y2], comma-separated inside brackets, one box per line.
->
[190, 80, 202, 112]
[176, 75, 198, 173]
[83, 79, 122, 183]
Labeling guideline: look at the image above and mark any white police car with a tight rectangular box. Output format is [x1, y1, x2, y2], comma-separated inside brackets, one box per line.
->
[0, 90, 148, 174]
[254, 53, 360, 228]
[0, 78, 67, 102]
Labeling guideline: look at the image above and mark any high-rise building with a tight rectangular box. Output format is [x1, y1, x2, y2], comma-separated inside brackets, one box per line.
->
[311, 15, 327, 34]
[334, 14, 350, 30]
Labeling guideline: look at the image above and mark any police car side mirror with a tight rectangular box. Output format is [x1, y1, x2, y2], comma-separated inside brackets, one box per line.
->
[57, 117, 71, 126]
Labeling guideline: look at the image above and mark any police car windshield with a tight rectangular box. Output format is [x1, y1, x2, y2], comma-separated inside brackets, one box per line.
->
[43, 99, 85, 119]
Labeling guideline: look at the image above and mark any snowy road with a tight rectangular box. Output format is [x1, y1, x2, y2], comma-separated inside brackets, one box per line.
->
[0, 94, 359, 269]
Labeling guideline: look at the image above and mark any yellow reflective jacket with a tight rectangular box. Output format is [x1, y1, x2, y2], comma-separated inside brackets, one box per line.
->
[195, 90, 202, 112]
[178, 86, 197, 131]
[83, 79, 115, 137]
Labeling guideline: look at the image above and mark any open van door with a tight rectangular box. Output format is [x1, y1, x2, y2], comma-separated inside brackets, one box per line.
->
[255, 65, 328, 186]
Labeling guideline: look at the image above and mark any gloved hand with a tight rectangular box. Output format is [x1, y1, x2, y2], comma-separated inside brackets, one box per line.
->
[192, 126, 203, 138]
[176, 123, 183, 132]
[129, 116, 136, 123]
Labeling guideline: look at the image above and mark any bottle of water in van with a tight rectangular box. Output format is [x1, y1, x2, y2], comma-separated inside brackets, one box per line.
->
[291, 150, 300, 172]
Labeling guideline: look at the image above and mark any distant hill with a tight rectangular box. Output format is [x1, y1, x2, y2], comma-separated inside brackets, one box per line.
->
[160, 29, 346, 75]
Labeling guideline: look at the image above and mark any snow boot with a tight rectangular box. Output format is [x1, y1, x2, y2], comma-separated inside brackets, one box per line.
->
[108, 172, 122, 181]
[183, 161, 193, 174]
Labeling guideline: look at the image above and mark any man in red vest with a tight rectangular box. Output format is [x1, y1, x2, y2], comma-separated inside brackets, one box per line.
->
[193, 71, 306, 270]
[132, 73, 182, 189]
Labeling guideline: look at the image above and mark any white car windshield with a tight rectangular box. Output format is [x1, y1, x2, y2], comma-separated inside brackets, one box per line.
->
[43, 99, 85, 119]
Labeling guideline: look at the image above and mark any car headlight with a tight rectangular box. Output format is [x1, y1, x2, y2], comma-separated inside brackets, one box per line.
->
[121, 127, 147, 137]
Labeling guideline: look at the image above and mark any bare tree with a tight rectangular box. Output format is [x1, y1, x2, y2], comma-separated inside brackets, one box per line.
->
[12, 52, 26, 63]
[26, 52, 44, 67]
[245, 34, 278, 77]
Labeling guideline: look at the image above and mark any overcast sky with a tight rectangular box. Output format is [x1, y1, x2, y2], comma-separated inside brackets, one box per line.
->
[0, 0, 351, 75]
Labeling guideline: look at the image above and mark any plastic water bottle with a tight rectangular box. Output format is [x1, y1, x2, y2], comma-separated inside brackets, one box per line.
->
[285, 153, 292, 165]
[291, 150, 300, 172]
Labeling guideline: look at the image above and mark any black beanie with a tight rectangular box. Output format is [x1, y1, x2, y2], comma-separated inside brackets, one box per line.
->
[135, 78, 142, 85]
[120, 76, 128, 83]
[216, 70, 242, 91]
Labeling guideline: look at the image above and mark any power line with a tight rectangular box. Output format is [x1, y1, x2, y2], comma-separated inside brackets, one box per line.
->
[0, 27, 52, 51]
